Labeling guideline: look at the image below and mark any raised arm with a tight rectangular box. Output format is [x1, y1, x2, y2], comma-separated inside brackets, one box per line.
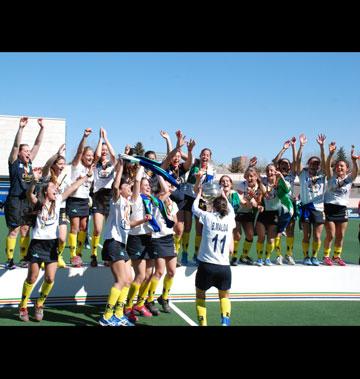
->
[93, 129, 103, 165]
[290, 136, 297, 175]
[326, 141, 336, 179]
[160, 130, 173, 155]
[272, 139, 291, 165]
[160, 130, 186, 169]
[42, 144, 66, 179]
[131, 165, 145, 202]
[182, 139, 195, 171]
[102, 128, 116, 165]
[296, 133, 307, 175]
[316, 133, 327, 173]
[9, 117, 28, 164]
[72, 128, 92, 166]
[30, 118, 45, 161]
[350, 145, 359, 181]
[26, 167, 42, 206]
[112, 157, 124, 201]
[61, 171, 91, 201]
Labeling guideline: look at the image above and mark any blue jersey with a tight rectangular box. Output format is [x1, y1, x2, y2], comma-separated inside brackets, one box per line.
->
[8, 158, 34, 198]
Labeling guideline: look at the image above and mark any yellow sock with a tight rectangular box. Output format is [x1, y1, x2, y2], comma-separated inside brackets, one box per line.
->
[76, 231, 87, 256]
[220, 297, 231, 318]
[312, 241, 321, 258]
[162, 274, 174, 300]
[195, 235, 202, 256]
[182, 232, 190, 252]
[302, 241, 310, 257]
[58, 240, 66, 256]
[147, 277, 159, 303]
[233, 240, 240, 258]
[104, 286, 121, 319]
[91, 234, 100, 257]
[274, 236, 281, 256]
[242, 239, 253, 257]
[136, 280, 152, 307]
[36, 281, 54, 307]
[126, 282, 140, 308]
[68, 232, 77, 258]
[19, 280, 34, 309]
[174, 235, 181, 254]
[266, 242, 274, 259]
[286, 236, 294, 256]
[6, 236, 17, 260]
[323, 247, 331, 257]
[115, 286, 130, 318]
[196, 298, 207, 326]
[256, 242, 264, 259]
[333, 246, 342, 258]
[19, 235, 30, 259]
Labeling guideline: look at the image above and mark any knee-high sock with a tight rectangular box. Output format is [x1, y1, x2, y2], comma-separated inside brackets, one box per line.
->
[136, 280, 152, 307]
[58, 240, 66, 257]
[274, 236, 281, 256]
[76, 231, 87, 256]
[196, 298, 207, 326]
[233, 240, 240, 258]
[19, 280, 34, 309]
[147, 277, 160, 303]
[104, 286, 121, 320]
[173, 235, 181, 254]
[126, 282, 140, 309]
[19, 236, 30, 259]
[182, 232, 190, 252]
[265, 242, 274, 259]
[323, 247, 331, 257]
[6, 236, 17, 260]
[302, 241, 309, 257]
[220, 297, 231, 318]
[286, 236, 294, 256]
[68, 232, 77, 258]
[162, 274, 174, 300]
[312, 241, 321, 258]
[242, 239, 253, 258]
[36, 281, 54, 307]
[334, 246, 342, 258]
[256, 242, 264, 259]
[114, 286, 130, 318]
[91, 234, 100, 257]
[195, 235, 201, 256]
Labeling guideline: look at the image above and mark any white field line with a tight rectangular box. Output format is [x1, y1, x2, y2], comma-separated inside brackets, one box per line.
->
[169, 302, 198, 326]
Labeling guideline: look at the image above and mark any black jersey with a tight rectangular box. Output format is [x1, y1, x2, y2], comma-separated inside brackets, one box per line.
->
[8, 158, 34, 198]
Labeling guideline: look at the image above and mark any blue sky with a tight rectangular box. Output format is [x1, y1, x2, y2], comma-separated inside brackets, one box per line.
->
[0, 52, 359, 165]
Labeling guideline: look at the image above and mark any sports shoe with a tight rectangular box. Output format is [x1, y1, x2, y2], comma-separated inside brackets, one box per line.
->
[332, 257, 346, 266]
[5, 259, 16, 270]
[192, 255, 199, 266]
[311, 257, 320, 266]
[124, 307, 138, 323]
[323, 256, 333, 266]
[284, 255, 295, 265]
[103, 261, 111, 267]
[303, 257, 312, 265]
[70, 255, 82, 268]
[221, 316, 230, 326]
[145, 300, 160, 316]
[239, 255, 253, 265]
[132, 304, 153, 317]
[57, 256, 67, 268]
[157, 295, 171, 313]
[264, 258, 272, 266]
[18, 259, 28, 268]
[275, 256, 283, 265]
[255, 258, 263, 266]
[112, 315, 135, 327]
[34, 305, 44, 322]
[90, 255, 98, 267]
[176, 261, 182, 268]
[181, 252, 188, 266]
[230, 256, 238, 266]
[19, 307, 29, 322]
[99, 315, 115, 326]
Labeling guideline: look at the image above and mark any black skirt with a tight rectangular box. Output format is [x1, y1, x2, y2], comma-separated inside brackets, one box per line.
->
[25, 239, 58, 263]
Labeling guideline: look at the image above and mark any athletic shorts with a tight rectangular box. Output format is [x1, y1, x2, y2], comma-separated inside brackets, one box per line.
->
[152, 234, 176, 259]
[300, 206, 325, 225]
[66, 197, 90, 218]
[170, 189, 186, 211]
[257, 210, 278, 226]
[25, 239, 58, 263]
[195, 261, 231, 291]
[101, 239, 129, 262]
[183, 195, 196, 212]
[277, 212, 292, 234]
[4, 195, 36, 228]
[92, 188, 112, 216]
[324, 203, 348, 223]
[59, 208, 68, 226]
[235, 212, 255, 223]
[126, 234, 154, 260]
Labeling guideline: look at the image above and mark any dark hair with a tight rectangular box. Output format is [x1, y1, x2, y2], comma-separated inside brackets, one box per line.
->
[212, 196, 228, 218]
[19, 143, 29, 151]
[219, 175, 233, 185]
[200, 148, 212, 157]
[145, 150, 157, 159]
[335, 159, 350, 168]
[307, 156, 320, 165]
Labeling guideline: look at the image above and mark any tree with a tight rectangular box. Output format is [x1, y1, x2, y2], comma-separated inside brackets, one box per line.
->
[134, 142, 145, 156]
[336, 146, 348, 163]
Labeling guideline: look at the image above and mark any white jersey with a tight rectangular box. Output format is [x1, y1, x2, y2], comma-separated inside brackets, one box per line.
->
[236, 180, 260, 213]
[299, 169, 326, 211]
[93, 161, 115, 193]
[32, 194, 62, 240]
[324, 174, 353, 206]
[283, 172, 297, 200]
[103, 195, 131, 244]
[129, 195, 154, 235]
[261, 177, 282, 211]
[152, 200, 179, 239]
[70, 162, 93, 199]
[192, 197, 236, 266]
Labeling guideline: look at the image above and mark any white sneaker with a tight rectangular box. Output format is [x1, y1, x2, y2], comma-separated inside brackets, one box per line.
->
[284, 255, 295, 265]
[275, 256, 283, 265]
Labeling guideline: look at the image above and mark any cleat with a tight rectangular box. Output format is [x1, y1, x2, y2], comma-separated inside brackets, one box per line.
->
[157, 295, 171, 313]
[323, 256, 333, 266]
[5, 259, 16, 270]
[90, 255, 98, 267]
[18, 259, 28, 268]
[103, 260, 111, 267]
[239, 255, 253, 265]
[181, 251, 188, 266]
[310, 257, 320, 266]
[284, 255, 295, 265]
[124, 308, 138, 323]
[19, 307, 29, 322]
[332, 257, 346, 266]
[145, 301, 160, 316]
[264, 258, 272, 266]
[99, 315, 115, 326]
[255, 258, 263, 267]
[275, 256, 283, 265]
[132, 304, 152, 317]
[221, 316, 230, 326]
[70, 255, 83, 268]
[303, 257, 312, 266]
[34, 305, 44, 322]
[57, 256, 67, 268]
[230, 256, 238, 266]
[192, 255, 199, 266]
[113, 315, 135, 327]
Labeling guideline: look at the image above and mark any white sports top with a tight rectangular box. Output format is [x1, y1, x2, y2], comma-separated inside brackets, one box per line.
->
[192, 197, 236, 266]
[70, 162, 93, 199]
[103, 195, 131, 244]
[152, 199, 179, 239]
[261, 177, 282, 211]
[93, 161, 115, 193]
[299, 169, 326, 211]
[236, 180, 260, 213]
[128, 195, 153, 235]
[324, 174, 353, 206]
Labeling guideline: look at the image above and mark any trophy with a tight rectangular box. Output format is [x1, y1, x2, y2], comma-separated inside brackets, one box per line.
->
[201, 182, 222, 204]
